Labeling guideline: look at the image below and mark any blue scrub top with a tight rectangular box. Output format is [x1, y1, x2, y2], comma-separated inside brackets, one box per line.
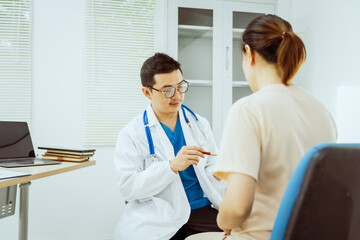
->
[160, 116, 211, 210]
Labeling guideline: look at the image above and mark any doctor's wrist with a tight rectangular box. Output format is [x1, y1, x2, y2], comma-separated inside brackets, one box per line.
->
[169, 160, 178, 174]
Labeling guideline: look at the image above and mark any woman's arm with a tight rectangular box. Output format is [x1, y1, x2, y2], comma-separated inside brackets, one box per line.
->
[217, 172, 256, 231]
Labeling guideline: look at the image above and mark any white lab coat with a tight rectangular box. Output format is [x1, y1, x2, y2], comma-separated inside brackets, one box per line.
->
[113, 105, 225, 240]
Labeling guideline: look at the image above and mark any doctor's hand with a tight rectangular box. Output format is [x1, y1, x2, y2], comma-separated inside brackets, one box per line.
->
[169, 146, 205, 173]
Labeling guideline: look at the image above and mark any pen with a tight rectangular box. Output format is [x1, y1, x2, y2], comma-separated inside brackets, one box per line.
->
[202, 151, 218, 156]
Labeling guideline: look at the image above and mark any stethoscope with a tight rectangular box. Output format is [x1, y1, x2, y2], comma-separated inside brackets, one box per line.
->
[142, 104, 207, 167]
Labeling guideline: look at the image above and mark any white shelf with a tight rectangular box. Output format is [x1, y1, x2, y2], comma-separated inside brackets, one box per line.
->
[187, 80, 248, 88]
[233, 28, 245, 33]
[232, 81, 249, 87]
[178, 25, 213, 31]
[188, 79, 212, 87]
[178, 25, 213, 39]
[233, 28, 245, 40]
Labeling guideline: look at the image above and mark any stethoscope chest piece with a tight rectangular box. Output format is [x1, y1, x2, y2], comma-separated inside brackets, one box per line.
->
[144, 154, 160, 169]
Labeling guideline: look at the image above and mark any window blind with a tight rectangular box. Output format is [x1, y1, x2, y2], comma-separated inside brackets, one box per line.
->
[0, 0, 32, 122]
[83, 0, 155, 146]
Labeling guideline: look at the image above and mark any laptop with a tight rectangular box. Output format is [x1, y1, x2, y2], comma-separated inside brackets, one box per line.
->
[0, 121, 61, 168]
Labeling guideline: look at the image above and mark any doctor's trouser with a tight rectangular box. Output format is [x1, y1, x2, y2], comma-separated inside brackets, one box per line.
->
[170, 205, 222, 240]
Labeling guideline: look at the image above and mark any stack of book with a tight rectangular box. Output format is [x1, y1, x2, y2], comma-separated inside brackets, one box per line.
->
[38, 147, 96, 163]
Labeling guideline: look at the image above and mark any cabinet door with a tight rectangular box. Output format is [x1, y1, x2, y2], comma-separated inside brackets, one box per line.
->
[167, 0, 222, 135]
[178, 6, 214, 128]
[222, 2, 275, 128]
[166, 0, 275, 144]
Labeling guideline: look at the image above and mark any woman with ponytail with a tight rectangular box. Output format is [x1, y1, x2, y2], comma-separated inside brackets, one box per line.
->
[186, 15, 337, 240]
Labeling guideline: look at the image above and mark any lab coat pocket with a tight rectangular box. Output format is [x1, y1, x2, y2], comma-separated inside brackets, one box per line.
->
[194, 166, 222, 209]
[151, 197, 177, 219]
[138, 197, 152, 203]
[131, 197, 177, 220]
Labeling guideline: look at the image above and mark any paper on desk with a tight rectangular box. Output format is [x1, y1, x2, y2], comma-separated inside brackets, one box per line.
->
[0, 169, 31, 180]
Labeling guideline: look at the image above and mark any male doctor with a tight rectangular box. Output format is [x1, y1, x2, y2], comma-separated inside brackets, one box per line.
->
[113, 53, 224, 240]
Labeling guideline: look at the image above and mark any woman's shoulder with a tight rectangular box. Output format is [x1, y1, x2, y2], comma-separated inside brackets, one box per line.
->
[231, 84, 306, 115]
[234, 84, 309, 104]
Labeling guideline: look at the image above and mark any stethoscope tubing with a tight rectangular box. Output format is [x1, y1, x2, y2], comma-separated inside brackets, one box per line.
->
[143, 104, 198, 156]
[181, 104, 198, 122]
[143, 110, 155, 155]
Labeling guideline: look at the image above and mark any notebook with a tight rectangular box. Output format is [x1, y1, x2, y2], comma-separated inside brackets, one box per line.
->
[0, 121, 61, 168]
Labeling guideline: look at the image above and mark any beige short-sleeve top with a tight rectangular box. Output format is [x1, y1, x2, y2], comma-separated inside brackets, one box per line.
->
[215, 84, 337, 236]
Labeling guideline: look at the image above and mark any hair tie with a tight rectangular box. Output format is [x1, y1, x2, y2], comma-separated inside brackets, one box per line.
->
[282, 31, 287, 40]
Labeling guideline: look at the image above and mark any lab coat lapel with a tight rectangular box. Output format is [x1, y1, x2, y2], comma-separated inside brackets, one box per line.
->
[179, 107, 207, 169]
[147, 105, 190, 207]
[146, 105, 175, 160]
[179, 108, 197, 147]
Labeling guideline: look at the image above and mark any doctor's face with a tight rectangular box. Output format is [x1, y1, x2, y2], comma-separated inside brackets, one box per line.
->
[146, 69, 185, 116]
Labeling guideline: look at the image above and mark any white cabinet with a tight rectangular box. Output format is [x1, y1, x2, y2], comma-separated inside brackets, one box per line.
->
[157, 0, 275, 144]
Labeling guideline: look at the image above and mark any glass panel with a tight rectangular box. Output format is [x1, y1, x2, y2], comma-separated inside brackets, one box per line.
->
[178, 7, 213, 124]
[178, 7, 213, 81]
[233, 87, 253, 103]
[178, 30, 213, 80]
[179, 8, 213, 27]
[233, 12, 264, 29]
[183, 86, 213, 126]
[232, 11, 264, 104]
[233, 40, 245, 82]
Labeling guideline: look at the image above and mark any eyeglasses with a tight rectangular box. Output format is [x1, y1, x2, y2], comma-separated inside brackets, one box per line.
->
[148, 80, 189, 98]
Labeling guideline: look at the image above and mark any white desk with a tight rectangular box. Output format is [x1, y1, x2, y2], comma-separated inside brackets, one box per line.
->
[0, 161, 96, 240]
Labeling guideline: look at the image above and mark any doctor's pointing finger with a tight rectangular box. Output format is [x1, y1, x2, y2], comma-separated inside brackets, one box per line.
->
[170, 146, 206, 172]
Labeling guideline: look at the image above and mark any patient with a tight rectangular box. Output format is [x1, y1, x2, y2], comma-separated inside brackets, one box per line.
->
[186, 14, 337, 240]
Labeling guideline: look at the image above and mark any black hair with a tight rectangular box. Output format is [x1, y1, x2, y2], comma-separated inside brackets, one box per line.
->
[140, 53, 182, 87]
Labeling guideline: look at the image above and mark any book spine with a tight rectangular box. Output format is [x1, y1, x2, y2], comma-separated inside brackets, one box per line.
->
[46, 150, 94, 156]
[42, 156, 88, 162]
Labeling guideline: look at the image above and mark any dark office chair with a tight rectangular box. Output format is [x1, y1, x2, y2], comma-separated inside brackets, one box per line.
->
[271, 143, 360, 240]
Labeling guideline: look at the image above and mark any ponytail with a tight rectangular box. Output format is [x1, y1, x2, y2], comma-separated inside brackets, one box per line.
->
[242, 14, 306, 85]
[277, 31, 306, 84]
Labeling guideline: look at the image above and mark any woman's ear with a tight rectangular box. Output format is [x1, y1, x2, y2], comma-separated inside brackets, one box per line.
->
[245, 45, 256, 65]
[244, 44, 255, 65]
[142, 87, 152, 100]
[244, 44, 250, 53]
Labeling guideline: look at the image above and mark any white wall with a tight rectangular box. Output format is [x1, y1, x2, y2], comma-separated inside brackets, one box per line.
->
[277, 0, 360, 142]
[0, 0, 123, 239]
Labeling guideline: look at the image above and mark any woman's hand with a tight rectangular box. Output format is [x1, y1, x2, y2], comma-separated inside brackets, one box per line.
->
[221, 229, 231, 240]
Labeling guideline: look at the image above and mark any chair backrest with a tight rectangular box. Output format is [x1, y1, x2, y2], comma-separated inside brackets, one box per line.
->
[271, 143, 360, 240]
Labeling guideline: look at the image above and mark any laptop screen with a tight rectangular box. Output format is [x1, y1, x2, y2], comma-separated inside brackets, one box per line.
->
[0, 121, 35, 159]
